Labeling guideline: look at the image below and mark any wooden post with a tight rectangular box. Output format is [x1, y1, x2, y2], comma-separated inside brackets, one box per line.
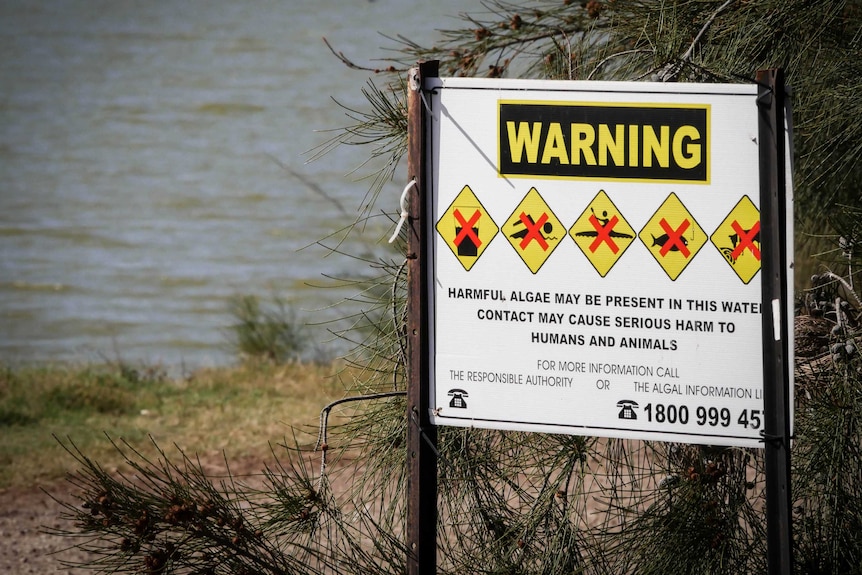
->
[757, 67, 794, 575]
[406, 60, 439, 575]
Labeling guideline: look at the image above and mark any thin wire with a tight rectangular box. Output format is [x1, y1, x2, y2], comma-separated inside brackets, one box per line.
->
[409, 409, 457, 473]
[315, 391, 406, 490]
[391, 258, 408, 391]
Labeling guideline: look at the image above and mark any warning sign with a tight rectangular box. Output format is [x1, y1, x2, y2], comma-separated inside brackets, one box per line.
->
[711, 195, 761, 284]
[569, 190, 636, 277]
[426, 76, 793, 450]
[436, 185, 498, 271]
[502, 187, 564, 274]
[639, 192, 706, 280]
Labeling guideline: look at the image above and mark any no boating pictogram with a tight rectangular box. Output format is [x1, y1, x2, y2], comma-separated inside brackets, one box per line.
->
[710, 195, 761, 284]
[436, 185, 499, 271]
[639, 192, 706, 281]
[570, 190, 635, 277]
[502, 187, 564, 274]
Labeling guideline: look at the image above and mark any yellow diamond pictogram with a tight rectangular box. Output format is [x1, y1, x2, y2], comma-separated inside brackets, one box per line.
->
[569, 190, 636, 277]
[710, 195, 761, 284]
[639, 192, 706, 281]
[436, 185, 498, 271]
[502, 187, 564, 274]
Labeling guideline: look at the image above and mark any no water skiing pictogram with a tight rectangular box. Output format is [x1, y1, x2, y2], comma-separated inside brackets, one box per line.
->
[436, 185, 498, 271]
[570, 190, 636, 277]
[639, 192, 706, 280]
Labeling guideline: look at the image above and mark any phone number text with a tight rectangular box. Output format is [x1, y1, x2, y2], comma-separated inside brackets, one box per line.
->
[641, 403, 763, 429]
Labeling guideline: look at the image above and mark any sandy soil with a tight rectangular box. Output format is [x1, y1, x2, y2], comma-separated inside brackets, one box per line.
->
[0, 481, 90, 575]
[0, 454, 278, 575]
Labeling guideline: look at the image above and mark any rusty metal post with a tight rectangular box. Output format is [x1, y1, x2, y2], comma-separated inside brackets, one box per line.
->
[406, 60, 439, 575]
[757, 67, 794, 575]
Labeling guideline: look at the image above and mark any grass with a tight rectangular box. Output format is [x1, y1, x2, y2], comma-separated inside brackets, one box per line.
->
[0, 360, 349, 490]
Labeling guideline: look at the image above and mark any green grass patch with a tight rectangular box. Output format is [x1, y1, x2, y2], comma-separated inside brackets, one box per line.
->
[0, 361, 348, 489]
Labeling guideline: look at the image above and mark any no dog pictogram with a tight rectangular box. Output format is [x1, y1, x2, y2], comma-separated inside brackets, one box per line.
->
[730, 220, 761, 261]
[711, 195, 761, 284]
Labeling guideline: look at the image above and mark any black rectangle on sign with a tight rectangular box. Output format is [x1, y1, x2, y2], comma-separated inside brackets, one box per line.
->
[498, 102, 709, 182]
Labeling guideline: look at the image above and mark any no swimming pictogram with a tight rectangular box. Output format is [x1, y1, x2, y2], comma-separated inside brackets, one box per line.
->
[570, 190, 636, 277]
[502, 187, 564, 274]
[512, 212, 551, 250]
[436, 185, 498, 271]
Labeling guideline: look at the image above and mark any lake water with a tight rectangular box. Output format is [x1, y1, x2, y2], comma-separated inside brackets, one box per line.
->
[0, 0, 481, 371]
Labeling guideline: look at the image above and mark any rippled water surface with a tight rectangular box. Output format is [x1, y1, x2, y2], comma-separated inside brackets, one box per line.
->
[0, 0, 480, 369]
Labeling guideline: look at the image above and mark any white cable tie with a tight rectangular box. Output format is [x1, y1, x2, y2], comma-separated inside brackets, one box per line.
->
[419, 89, 436, 121]
[772, 298, 781, 341]
[388, 179, 416, 243]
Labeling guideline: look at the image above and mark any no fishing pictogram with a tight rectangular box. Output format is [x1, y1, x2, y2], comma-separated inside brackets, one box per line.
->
[639, 192, 706, 281]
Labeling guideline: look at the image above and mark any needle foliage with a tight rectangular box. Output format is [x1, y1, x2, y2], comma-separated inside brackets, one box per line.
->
[53, 2, 862, 574]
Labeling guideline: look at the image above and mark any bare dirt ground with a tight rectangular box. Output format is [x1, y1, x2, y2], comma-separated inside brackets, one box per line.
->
[0, 454, 277, 575]
[0, 481, 91, 575]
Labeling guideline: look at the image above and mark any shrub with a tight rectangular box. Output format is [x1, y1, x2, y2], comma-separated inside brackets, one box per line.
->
[227, 294, 308, 363]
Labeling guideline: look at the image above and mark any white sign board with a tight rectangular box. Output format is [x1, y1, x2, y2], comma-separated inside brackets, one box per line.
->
[427, 78, 792, 448]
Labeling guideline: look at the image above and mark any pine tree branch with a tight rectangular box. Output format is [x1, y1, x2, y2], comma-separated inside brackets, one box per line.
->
[656, 0, 738, 81]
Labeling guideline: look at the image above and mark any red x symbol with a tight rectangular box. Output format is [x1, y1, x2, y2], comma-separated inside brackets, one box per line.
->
[658, 218, 691, 257]
[519, 212, 549, 251]
[588, 214, 620, 254]
[730, 220, 760, 261]
[453, 209, 482, 249]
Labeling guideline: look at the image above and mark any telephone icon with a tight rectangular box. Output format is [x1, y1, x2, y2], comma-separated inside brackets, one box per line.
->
[448, 389, 469, 408]
[617, 400, 639, 420]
